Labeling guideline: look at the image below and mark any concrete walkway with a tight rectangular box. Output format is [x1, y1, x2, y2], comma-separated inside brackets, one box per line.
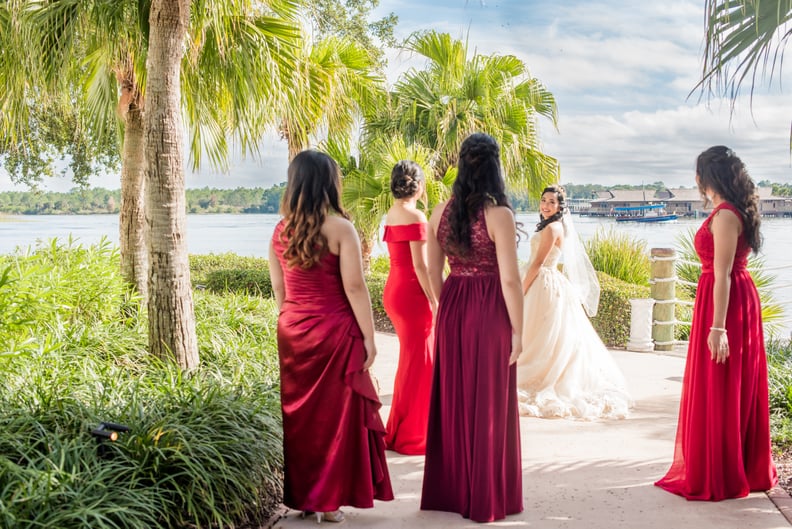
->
[273, 332, 790, 529]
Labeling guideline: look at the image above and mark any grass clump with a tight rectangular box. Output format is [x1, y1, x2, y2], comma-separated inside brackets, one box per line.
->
[0, 239, 283, 528]
[585, 227, 650, 286]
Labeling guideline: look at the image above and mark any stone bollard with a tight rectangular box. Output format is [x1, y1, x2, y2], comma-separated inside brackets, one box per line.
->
[651, 248, 676, 352]
[627, 298, 655, 352]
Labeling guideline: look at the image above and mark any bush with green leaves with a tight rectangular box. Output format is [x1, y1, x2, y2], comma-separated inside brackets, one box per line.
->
[674, 228, 785, 338]
[0, 240, 283, 529]
[585, 227, 651, 286]
[767, 338, 792, 448]
[590, 272, 651, 348]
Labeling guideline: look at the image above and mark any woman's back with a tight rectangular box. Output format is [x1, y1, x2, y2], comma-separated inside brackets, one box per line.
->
[437, 202, 499, 277]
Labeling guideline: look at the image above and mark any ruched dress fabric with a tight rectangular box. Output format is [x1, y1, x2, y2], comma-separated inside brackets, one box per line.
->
[271, 221, 394, 512]
[655, 202, 777, 500]
[420, 204, 523, 523]
[382, 223, 434, 455]
[517, 234, 632, 419]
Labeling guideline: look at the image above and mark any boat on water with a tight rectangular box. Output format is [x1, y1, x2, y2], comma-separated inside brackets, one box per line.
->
[613, 204, 678, 223]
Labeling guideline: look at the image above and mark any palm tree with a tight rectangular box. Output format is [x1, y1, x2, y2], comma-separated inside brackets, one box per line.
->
[699, 1, 792, 147]
[325, 135, 448, 267]
[11, 0, 300, 302]
[279, 35, 385, 160]
[143, 0, 199, 367]
[367, 30, 560, 194]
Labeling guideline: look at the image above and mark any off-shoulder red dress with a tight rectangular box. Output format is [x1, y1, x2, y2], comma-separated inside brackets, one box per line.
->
[382, 222, 434, 455]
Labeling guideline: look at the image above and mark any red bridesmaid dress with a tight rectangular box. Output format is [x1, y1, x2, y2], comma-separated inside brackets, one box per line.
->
[655, 202, 777, 500]
[382, 222, 434, 455]
[272, 221, 394, 512]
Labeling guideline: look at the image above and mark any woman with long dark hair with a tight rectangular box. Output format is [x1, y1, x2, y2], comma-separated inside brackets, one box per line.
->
[655, 145, 777, 500]
[517, 185, 631, 419]
[269, 149, 393, 523]
[420, 133, 524, 523]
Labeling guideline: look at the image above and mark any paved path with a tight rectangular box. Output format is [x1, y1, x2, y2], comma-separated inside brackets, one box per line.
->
[273, 333, 790, 528]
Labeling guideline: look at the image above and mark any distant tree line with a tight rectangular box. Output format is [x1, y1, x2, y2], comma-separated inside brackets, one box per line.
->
[2, 180, 785, 216]
[0, 183, 287, 215]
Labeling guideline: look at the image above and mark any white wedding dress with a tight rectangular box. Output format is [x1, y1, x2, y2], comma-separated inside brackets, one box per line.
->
[517, 234, 632, 420]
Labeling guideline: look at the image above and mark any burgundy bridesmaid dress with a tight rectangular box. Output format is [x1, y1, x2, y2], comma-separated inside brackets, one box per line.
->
[420, 203, 523, 522]
[272, 221, 394, 512]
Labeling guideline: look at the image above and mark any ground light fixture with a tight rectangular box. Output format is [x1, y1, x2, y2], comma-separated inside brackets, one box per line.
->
[90, 422, 130, 455]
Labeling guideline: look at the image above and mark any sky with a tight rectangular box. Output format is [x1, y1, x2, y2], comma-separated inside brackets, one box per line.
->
[2, 0, 791, 192]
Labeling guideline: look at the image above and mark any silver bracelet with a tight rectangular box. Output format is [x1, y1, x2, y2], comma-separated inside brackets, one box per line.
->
[710, 327, 727, 332]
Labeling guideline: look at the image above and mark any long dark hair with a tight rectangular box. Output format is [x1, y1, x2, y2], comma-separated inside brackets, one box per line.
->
[535, 184, 566, 232]
[696, 145, 762, 253]
[446, 133, 513, 256]
[279, 150, 349, 269]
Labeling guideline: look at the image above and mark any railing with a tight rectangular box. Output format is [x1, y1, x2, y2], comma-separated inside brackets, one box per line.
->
[628, 248, 792, 353]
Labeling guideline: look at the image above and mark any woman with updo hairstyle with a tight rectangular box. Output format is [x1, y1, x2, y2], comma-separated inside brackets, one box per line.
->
[516, 184, 631, 420]
[656, 146, 777, 500]
[269, 149, 393, 523]
[420, 133, 524, 523]
[381, 160, 437, 455]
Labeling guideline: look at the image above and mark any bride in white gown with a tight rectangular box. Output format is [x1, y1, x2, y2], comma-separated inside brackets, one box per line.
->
[517, 185, 632, 420]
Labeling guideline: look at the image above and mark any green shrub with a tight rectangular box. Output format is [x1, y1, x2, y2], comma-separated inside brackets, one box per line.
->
[768, 338, 792, 447]
[590, 272, 651, 347]
[674, 228, 786, 338]
[585, 227, 651, 286]
[189, 253, 268, 286]
[205, 267, 272, 296]
[0, 241, 284, 529]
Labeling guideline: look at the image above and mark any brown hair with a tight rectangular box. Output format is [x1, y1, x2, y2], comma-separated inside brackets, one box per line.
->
[447, 133, 513, 256]
[390, 160, 424, 199]
[279, 150, 349, 269]
[696, 145, 762, 253]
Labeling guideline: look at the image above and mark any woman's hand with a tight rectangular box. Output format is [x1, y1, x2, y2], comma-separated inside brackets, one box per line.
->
[508, 331, 522, 365]
[363, 336, 377, 370]
[708, 328, 729, 364]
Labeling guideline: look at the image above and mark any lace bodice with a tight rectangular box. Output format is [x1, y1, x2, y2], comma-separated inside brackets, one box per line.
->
[530, 233, 562, 269]
[437, 201, 499, 277]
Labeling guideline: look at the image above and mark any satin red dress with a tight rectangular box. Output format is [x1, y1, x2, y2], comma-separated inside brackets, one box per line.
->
[272, 221, 394, 512]
[382, 223, 434, 455]
[420, 204, 523, 522]
[655, 202, 777, 500]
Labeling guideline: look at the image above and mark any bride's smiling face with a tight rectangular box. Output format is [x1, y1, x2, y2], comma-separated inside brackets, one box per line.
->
[539, 191, 561, 219]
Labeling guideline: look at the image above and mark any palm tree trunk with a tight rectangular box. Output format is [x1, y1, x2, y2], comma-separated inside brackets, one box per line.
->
[119, 106, 148, 301]
[144, 0, 198, 369]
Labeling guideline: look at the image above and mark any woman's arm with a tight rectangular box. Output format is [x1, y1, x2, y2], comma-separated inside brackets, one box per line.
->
[409, 238, 438, 312]
[336, 218, 378, 369]
[487, 206, 524, 365]
[268, 240, 285, 309]
[709, 208, 740, 364]
[521, 223, 561, 295]
[426, 202, 447, 304]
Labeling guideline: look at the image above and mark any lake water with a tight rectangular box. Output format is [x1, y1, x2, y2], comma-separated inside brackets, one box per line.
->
[2, 212, 791, 335]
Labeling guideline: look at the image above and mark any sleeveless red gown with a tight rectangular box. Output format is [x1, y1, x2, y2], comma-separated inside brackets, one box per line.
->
[655, 202, 777, 500]
[420, 204, 523, 522]
[382, 223, 434, 455]
[272, 221, 394, 512]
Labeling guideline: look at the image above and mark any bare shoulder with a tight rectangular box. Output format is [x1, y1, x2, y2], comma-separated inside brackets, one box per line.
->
[323, 215, 358, 243]
[388, 206, 428, 225]
[429, 201, 448, 227]
[712, 206, 742, 231]
[485, 205, 516, 227]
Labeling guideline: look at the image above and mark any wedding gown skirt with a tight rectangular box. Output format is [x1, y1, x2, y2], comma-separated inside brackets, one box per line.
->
[517, 248, 632, 420]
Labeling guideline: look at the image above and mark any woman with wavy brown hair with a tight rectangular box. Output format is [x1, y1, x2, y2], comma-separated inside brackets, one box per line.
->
[656, 145, 777, 500]
[269, 149, 393, 523]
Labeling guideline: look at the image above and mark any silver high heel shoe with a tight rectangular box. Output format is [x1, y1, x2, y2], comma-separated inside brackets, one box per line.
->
[315, 510, 345, 524]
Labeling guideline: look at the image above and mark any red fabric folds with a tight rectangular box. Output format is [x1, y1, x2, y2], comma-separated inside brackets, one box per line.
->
[655, 202, 777, 500]
[382, 222, 434, 455]
[273, 221, 394, 513]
